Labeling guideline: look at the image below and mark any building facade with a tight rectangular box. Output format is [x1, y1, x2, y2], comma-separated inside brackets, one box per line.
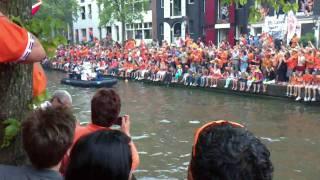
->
[73, 0, 152, 44]
[247, 0, 320, 47]
[152, 0, 205, 44]
[73, 0, 320, 47]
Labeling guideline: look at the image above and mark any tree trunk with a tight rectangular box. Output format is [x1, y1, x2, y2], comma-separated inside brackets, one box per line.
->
[69, 22, 74, 44]
[121, 20, 126, 45]
[0, 0, 33, 165]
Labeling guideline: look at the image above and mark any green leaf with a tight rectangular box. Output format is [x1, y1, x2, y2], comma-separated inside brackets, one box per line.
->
[1, 118, 21, 149]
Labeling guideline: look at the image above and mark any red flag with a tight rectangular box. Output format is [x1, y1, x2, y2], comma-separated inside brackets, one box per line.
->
[32, 0, 42, 16]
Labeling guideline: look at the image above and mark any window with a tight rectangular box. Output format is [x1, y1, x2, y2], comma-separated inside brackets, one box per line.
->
[297, 0, 314, 16]
[160, 23, 164, 35]
[189, 0, 195, 4]
[127, 30, 134, 39]
[144, 29, 151, 39]
[81, 28, 87, 41]
[89, 27, 93, 41]
[161, 0, 164, 8]
[115, 26, 119, 41]
[135, 30, 142, 39]
[81, 0, 84, 2]
[218, 0, 229, 22]
[173, 22, 181, 38]
[106, 26, 112, 35]
[75, 29, 79, 43]
[88, 4, 92, 19]
[81, 6, 86, 20]
[189, 20, 194, 34]
[98, 27, 102, 40]
[173, 0, 182, 16]
[126, 22, 152, 40]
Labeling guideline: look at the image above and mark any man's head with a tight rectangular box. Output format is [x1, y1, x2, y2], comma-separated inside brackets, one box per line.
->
[22, 107, 76, 169]
[188, 120, 273, 180]
[91, 88, 121, 127]
[51, 90, 73, 108]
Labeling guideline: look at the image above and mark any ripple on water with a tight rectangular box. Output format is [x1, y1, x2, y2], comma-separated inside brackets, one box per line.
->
[150, 152, 163, 157]
[260, 137, 282, 143]
[179, 153, 190, 158]
[159, 119, 171, 124]
[132, 134, 150, 140]
[183, 162, 190, 166]
[189, 120, 200, 124]
[138, 151, 148, 155]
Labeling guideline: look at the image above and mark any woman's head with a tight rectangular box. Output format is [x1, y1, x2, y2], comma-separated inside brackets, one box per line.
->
[65, 130, 132, 180]
[91, 88, 121, 127]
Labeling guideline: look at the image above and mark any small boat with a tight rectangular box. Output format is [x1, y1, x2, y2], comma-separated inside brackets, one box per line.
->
[61, 78, 117, 88]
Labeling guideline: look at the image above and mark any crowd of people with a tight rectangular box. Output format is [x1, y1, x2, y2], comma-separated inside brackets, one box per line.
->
[46, 34, 320, 102]
[0, 88, 274, 180]
[0, 11, 315, 180]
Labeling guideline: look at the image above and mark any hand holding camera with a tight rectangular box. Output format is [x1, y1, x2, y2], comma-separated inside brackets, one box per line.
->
[116, 115, 131, 137]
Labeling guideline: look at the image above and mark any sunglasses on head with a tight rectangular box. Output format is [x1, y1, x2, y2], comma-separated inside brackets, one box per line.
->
[192, 120, 244, 157]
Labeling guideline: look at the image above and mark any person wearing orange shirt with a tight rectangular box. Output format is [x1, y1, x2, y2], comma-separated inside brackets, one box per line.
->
[305, 50, 315, 72]
[0, 11, 46, 63]
[311, 74, 320, 101]
[302, 70, 314, 101]
[286, 72, 297, 97]
[294, 71, 304, 101]
[60, 89, 140, 175]
[314, 51, 320, 74]
[285, 51, 298, 79]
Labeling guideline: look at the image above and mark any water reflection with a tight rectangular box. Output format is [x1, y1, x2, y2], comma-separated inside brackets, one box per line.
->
[46, 71, 320, 180]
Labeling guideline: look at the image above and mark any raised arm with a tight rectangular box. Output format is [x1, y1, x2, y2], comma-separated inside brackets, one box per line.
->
[0, 11, 46, 63]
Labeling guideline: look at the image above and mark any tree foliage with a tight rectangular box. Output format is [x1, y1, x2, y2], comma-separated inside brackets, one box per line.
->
[29, 0, 79, 56]
[221, 0, 299, 23]
[97, 0, 150, 42]
[34, 0, 79, 24]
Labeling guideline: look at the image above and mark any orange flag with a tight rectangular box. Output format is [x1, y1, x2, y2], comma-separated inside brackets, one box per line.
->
[33, 62, 47, 97]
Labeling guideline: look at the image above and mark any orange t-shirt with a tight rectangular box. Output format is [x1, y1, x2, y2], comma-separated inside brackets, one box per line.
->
[314, 56, 320, 69]
[262, 58, 272, 69]
[248, 53, 254, 62]
[287, 56, 297, 70]
[0, 16, 32, 63]
[290, 76, 297, 85]
[296, 76, 303, 85]
[302, 74, 313, 84]
[60, 123, 140, 174]
[305, 54, 314, 69]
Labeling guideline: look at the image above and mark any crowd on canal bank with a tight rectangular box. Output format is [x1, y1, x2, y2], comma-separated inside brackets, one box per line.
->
[44, 34, 320, 102]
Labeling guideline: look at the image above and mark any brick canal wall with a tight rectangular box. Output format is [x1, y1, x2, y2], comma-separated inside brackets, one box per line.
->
[107, 75, 320, 105]
[44, 67, 320, 105]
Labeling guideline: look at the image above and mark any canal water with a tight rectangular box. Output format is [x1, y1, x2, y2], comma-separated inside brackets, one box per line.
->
[47, 71, 320, 180]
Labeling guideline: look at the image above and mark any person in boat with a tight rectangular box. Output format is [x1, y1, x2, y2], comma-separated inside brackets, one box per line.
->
[60, 89, 140, 175]
[65, 130, 133, 180]
[70, 62, 82, 80]
[188, 120, 273, 180]
[0, 107, 76, 180]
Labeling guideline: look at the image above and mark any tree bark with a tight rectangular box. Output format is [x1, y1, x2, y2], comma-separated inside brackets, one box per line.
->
[0, 0, 32, 165]
[121, 20, 126, 45]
